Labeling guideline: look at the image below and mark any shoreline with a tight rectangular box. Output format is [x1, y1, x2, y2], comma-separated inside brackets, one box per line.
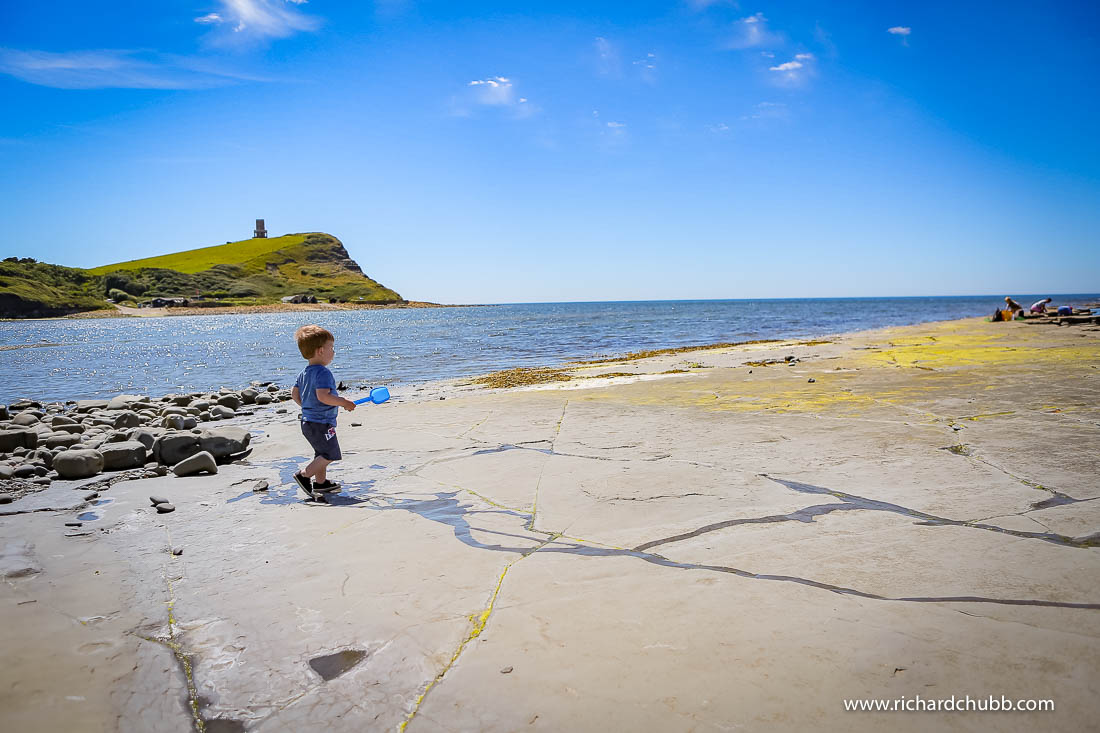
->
[1, 314, 1098, 730]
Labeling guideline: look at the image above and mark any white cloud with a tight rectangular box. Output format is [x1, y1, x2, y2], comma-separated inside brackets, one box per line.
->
[200, 0, 320, 43]
[708, 122, 730, 133]
[728, 12, 783, 50]
[194, 13, 223, 24]
[0, 47, 266, 89]
[769, 60, 802, 72]
[606, 121, 626, 128]
[795, 53, 814, 60]
[468, 76, 516, 105]
[632, 52, 656, 71]
[887, 26, 911, 36]
[458, 76, 535, 118]
[594, 36, 621, 76]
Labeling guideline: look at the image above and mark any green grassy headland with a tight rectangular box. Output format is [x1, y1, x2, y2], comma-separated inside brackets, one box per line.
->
[1, 232, 403, 317]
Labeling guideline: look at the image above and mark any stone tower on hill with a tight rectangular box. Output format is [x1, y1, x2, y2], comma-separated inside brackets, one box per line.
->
[254, 219, 267, 238]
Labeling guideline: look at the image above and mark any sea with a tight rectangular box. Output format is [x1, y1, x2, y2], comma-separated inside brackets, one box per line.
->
[1, 295, 1095, 403]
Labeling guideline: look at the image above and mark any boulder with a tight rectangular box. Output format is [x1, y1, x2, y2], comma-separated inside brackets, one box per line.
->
[240, 388, 259, 404]
[44, 432, 82, 450]
[0, 405, 7, 421]
[255, 393, 273, 405]
[32, 449, 53, 469]
[113, 411, 142, 429]
[74, 399, 109, 413]
[0, 429, 37, 452]
[54, 449, 104, 479]
[107, 394, 150, 411]
[0, 466, 12, 480]
[189, 400, 211, 412]
[11, 413, 39, 427]
[216, 394, 242, 410]
[161, 406, 188, 417]
[198, 426, 251, 460]
[9, 399, 41, 411]
[152, 432, 201, 466]
[163, 415, 186, 430]
[12, 464, 37, 479]
[100, 441, 148, 471]
[171, 451, 217, 477]
[104, 430, 130, 443]
[52, 423, 85, 435]
[170, 395, 192, 407]
[130, 429, 156, 450]
[267, 385, 279, 392]
[210, 405, 236, 420]
[51, 415, 77, 427]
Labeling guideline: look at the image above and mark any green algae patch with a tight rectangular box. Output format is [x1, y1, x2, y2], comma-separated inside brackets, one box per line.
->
[573, 338, 782, 365]
[474, 367, 573, 389]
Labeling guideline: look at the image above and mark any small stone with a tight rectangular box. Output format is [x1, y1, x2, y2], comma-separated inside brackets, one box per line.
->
[439, 397, 445, 401]
[275, 408, 287, 414]
[252, 480, 269, 492]
[149, 495, 170, 506]
[13, 464, 37, 479]
[170, 547, 183, 556]
[65, 521, 82, 527]
[807, 378, 816, 383]
[82, 491, 99, 500]
[210, 405, 236, 420]
[500, 666, 513, 674]
[255, 393, 273, 405]
[155, 503, 176, 513]
[0, 493, 12, 504]
[351, 423, 362, 427]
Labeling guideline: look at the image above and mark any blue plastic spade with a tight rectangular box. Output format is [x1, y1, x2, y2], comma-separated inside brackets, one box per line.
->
[354, 387, 390, 405]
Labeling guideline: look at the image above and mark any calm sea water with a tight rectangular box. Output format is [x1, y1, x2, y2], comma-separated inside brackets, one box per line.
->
[1, 295, 1095, 403]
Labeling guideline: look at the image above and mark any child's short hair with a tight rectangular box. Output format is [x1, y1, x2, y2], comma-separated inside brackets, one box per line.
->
[295, 324, 334, 359]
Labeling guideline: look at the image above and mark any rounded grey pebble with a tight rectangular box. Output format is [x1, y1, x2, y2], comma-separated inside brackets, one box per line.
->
[65, 521, 82, 527]
[500, 666, 513, 674]
[171, 547, 183, 556]
[808, 378, 816, 383]
[155, 503, 176, 513]
[149, 495, 170, 506]
[0, 493, 13, 504]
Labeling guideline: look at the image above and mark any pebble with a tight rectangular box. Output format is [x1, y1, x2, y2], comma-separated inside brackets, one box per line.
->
[170, 547, 183, 556]
[82, 491, 99, 500]
[500, 666, 513, 674]
[149, 495, 169, 506]
[65, 521, 82, 527]
[276, 408, 287, 414]
[252, 480, 269, 492]
[0, 494, 12, 505]
[155, 503, 176, 514]
[351, 423, 362, 427]
[808, 378, 816, 383]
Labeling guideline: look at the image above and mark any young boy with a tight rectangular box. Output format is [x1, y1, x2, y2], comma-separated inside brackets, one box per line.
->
[291, 325, 356, 501]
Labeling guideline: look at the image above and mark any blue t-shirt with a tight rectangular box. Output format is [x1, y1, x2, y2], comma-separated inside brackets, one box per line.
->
[296, 364, 339, 424]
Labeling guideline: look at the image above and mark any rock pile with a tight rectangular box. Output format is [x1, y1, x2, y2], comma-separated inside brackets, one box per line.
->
[0, 382, 289, 487]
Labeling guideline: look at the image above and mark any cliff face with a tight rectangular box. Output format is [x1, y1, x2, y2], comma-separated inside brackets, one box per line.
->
[0, 233, 403, 317]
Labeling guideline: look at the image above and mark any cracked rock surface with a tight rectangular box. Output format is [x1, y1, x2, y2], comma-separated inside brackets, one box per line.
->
[1, 317, 1098, 731]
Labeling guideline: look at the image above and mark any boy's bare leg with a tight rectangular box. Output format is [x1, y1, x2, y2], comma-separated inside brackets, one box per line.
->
[302, 457, 331, 484]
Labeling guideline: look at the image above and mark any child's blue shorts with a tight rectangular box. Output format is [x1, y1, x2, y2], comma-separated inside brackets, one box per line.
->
[301, 420, 341, 461]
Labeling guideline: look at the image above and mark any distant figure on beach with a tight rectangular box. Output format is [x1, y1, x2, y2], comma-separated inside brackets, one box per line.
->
[1030, 297, 1053, 314]
[1004, 297, 1024, 315]
[291, 325, 357, 501]
[992, 296, 1026, 322]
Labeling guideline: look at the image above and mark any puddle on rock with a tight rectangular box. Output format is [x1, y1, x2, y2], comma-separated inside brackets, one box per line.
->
[309, 649, 367, 681]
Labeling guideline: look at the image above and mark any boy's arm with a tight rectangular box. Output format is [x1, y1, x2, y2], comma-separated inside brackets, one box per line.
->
[291, 386, 302, 406]
[315, 388, 356, 410]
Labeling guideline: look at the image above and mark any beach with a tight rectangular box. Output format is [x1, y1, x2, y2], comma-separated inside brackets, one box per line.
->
[1, 315, 1098, 731]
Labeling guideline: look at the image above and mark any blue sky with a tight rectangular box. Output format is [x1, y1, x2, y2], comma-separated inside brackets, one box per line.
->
[1, 1, 1097, 303]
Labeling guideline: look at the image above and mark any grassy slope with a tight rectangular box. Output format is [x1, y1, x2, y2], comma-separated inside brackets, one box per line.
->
[0, 261, 111, 317]
[1, 232, 402, 317]
[92, 232, 402, 304]
[87, 234, 309, 275]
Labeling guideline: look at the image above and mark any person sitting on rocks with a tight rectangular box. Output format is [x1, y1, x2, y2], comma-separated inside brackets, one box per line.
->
[1030, 297, 1053, 314]
[291, 325, 356, 501]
